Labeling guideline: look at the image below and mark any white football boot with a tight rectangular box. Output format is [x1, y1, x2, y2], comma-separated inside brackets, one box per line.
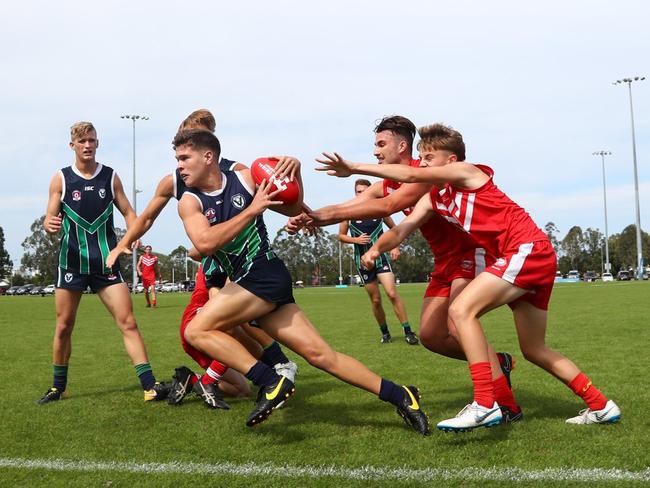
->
[565, 400, 621, 425]
[437, 401, 503, 432]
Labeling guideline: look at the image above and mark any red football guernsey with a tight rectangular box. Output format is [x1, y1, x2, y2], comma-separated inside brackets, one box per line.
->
[140, 254, 158, 280]
[432, 164, 547, 256]
[383, 159, 478, 260]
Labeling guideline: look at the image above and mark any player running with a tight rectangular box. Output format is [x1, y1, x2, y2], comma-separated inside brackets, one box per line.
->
[38, 121, 167, 404]
[175, 128, 430, 434]
[137, 245, 160, 307]
[317, 122, 620, 430]
[339, 179, 418, 345]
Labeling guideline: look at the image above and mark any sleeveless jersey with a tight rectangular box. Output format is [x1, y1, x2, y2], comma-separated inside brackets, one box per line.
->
[382, 161, 478, 261]
[58, 164, 118, 274]
[348, 218, 388, 269]
[184, 169, 275, 281]
[173, 158, 237, 282]
[140, 254, 158, 279]
[432, 164, 547, 256]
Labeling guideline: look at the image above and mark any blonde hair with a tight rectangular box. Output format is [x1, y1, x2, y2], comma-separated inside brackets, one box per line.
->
[70, 121, 96, 141]
[178, 109, 216, 133]
[417, 123, 466, 161]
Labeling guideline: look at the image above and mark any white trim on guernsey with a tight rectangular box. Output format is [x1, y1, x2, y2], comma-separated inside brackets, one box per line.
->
[235, 170, 255, 197]
[183, 192, 204, 212]
[71, 163, 103, 180]
[202, 173, 227, 197]
[58, 170, 66, 202]
[503, 242, 534, 284]
[172, 171, 179, 199]
[110, 169, 116, 198]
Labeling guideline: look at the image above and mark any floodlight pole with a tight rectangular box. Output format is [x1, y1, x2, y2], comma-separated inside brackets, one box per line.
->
[613, 77, 645, 278]
[593, 151, 612, 272]
[120, 114, 149, 293]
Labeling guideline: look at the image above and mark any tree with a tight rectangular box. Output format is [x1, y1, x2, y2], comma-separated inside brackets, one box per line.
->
[169, 245, 189, 281]
[0, 226, 13, 279]
[394, 230, 434, 283]
[560, 226, 584, 271]
[581, 228, 604, 273]
[21, 216, 60, 283]
[609, 224, 650, 273]
[544, 222, 561, 254]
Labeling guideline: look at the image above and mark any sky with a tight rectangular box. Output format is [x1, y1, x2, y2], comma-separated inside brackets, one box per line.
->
[1, 1, 649, 271]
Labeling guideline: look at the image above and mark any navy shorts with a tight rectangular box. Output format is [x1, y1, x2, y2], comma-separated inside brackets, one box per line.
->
[56, 267, 124, 292]
[205, 271, 228, 289]
[358, 253, 392, 284]
[234, 258, 295, 307]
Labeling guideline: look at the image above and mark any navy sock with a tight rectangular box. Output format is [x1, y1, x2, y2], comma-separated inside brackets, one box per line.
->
[401, 322, 413, 334]
[260, 341, 289, 367]
[245, 361, 280, 387]
[53, 364, 68, 391]
[378, 378, 405, 406]
[379, 323, 390, 335]
[135, 363, 156, 390]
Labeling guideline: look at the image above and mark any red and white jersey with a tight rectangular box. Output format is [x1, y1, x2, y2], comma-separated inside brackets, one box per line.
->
[432, 164, 547, 256]
[382, 159, 479, 261]
[140, 254, 158, 279]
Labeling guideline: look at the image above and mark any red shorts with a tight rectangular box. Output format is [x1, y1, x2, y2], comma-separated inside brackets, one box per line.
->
[424, 248, 488, 298]
[484, 240, 556, 310]
[142, 276, 156, 289]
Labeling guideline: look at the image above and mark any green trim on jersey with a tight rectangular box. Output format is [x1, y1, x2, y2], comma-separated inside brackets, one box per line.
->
[62, 202, 114, 234]
[59, 216, 71, 269]
[214, 219, 263, 279]
[76, 224, 90, 274]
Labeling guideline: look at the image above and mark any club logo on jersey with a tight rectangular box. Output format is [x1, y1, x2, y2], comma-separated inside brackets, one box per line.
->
[64, 273, 73, 283]
[72, 190, 81, 201]
[98, 188, 106, 199]
[363, 274, 368, 280]
[231, 194, 245, 210]
[461, 259, 473, 270]
[107, 274, 117, 281]
[204, 208, 216, 221]
[493, 258, 507, 268]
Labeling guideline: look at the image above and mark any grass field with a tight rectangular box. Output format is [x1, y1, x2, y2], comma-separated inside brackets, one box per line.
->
[1, 281, 649, 487]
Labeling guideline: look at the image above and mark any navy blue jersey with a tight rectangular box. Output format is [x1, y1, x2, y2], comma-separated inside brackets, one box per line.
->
[348, 218, 389, 270]
[184, 169, 274, 282]
[173, 158, 237, 201]
[58, 164, 118, 274]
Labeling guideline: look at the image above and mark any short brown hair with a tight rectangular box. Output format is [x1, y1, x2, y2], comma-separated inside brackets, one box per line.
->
[374, 116, 416, 150]
[70, 121, 96, 141]
[173, 129, 221, 159]
[178, 109, 216, 133]
[417, 123, 466, 161]
[354, 178, 372, 188]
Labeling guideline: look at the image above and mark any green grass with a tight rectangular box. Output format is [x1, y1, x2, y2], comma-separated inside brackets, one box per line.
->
[0, 281, 649, 487]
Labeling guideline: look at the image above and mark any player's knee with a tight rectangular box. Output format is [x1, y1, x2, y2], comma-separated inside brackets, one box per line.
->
[520, 345, 545, 366]
[370, 295, 382, 308]
[385, 289, 398, 301]
[54, 320, 74, 339]
[447, 302, 474, 327]
[117, 314, 138, 333]
[302, 346, 336, 371]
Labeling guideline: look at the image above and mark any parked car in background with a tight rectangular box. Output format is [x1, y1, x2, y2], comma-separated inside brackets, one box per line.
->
[566, 270, 580, 281]
[6, 286, 21, 295]
[583, 271, 598, 282]
[601, 272, 614, 282]
[616, 270, 631, 281]
[41, 284, 56, 295]
[29, 286, 44, 295]
[161, 282, 180, 292]
[16, 284, 35, 295]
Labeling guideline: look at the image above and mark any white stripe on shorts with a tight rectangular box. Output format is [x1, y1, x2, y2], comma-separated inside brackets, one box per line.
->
[474, 247, 486, 276]
[503, 242, 534, 284]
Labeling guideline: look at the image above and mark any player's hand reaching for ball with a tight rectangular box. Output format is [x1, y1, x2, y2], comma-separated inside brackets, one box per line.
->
[273, 156, 301, 182]
[361, 249, 380, 270]
[315, 152, 354, 178]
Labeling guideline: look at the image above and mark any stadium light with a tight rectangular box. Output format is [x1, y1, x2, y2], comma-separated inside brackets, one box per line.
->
[593, 151, 612, 273]
[612, 76, 645, 279]
[121, 114, 149, 293]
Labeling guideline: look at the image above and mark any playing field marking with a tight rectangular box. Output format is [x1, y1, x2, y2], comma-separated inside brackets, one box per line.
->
[1, 458, 649, 482]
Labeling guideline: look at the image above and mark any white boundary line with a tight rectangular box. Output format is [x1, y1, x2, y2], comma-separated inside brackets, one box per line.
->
[1, 458, 649, 482]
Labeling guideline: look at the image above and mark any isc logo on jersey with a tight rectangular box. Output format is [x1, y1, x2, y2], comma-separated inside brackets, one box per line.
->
[204, 208, 217, 222]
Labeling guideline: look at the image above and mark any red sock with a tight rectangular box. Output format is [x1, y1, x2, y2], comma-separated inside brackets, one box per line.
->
[493, 375, 520, 412]
[152, 299, 156, 306]
[568, 372, 607, 411]
[469, 362, 494, 408]
[208, 360, 228, 377]
[189, 373, 200, 385]
[201, 373, 217, 385]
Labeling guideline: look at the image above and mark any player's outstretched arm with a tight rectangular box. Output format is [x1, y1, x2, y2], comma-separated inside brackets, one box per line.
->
[179, 179, 282, 256]
[106, 174, 174, 268]
[44, 172, 63, 234]
[360, 193, 434, 269]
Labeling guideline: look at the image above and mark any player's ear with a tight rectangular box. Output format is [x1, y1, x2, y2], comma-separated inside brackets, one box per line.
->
[397, 139, 407, 155]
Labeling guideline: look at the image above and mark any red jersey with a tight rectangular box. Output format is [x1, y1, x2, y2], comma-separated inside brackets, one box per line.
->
[382, 159, 478, 261]
[181, 267, 209, 326]
[432, 164, 547, 256]
[140, 254, 158, 279]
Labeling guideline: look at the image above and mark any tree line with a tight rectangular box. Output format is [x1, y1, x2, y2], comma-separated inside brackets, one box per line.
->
[1, 218, 648, 286]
